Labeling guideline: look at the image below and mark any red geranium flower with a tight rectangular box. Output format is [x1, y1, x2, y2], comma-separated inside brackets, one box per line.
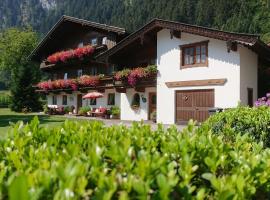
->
[47, 45, 95, 64]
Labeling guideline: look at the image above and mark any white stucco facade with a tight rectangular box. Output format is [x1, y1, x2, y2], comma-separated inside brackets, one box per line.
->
[47, 87, 156, 121]
[156, 29, 258, 124]
[120, 87, 156, 121]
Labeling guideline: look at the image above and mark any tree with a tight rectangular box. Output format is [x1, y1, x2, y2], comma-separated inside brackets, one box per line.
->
[0, 28, 42, 112]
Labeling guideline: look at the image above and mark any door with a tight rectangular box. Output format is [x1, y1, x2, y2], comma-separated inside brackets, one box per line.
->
[77, 94, 83, 113]
[148, 92, 157, 120]
[175, 89, 214, 123]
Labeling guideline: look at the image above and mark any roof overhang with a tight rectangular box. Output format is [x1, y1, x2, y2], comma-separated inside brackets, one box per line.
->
[96, 18, 270, 62]
[29, 15, 126, 62]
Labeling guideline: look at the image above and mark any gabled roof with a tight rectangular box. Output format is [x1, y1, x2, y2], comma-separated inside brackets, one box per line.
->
[96, 18, 270, 61]
[29, 15, 126, 61]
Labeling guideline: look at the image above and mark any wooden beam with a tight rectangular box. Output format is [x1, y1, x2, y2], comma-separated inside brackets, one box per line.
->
[116, 87, 126, 93]
[173, 30, 181, 39]
[97, 88, 105, 93]
[165, 79, 227, 88]
[227, 40, 237, 53]
[135, 87, 145, 92]
[65, 90, 73, 94]
[170, 30, 181, 39]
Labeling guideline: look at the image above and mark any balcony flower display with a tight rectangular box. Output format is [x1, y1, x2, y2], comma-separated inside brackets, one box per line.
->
[255, 93, 270, 107]
[47, 45, 95, 64]
[114, 69, 131, 81]
[114, 65, 157, 87]
[37, 81, 53, 90]
[77, 75, 100, 87]
[37, 75, 100, 91]
[128, 67, 146, 86]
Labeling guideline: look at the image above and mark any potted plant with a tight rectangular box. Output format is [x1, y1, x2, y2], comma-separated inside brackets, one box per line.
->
[64, 106, 72, 114]
[150, 111, 157, 123]
[110, 106, 120, 119]
[78, 106, 91, 116]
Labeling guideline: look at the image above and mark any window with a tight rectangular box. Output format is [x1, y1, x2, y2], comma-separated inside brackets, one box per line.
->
[64, 73, 68, 80]
[131, 93, 140, 108]
[78, 42, 84, 47]
[53, 73, 57, 80]
[107, 65, 115, 75]
[90, 98, 96, 105]
[247, 88, 253, 107]
[102, 37, 107, 45]
[52, 96, 57, 105]
[77, 69, 83, 77]
[180, 41, 208, 68]
[62, 95, 67, 105]
[108, 93, 115, 105]
[91, 38, 98, 45]
[91, 66, 98, 75]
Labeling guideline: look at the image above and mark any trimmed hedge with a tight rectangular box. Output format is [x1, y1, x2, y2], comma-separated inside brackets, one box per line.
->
[202, 106, 270, 147]
[0, 117, 270, 199]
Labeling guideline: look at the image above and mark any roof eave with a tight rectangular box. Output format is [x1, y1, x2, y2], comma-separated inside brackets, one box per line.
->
[28, 15, 126, 61]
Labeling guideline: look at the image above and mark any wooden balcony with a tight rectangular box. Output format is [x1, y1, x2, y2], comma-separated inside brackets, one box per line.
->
[36, 75, 157, 94]
[40, 45, 107, 70]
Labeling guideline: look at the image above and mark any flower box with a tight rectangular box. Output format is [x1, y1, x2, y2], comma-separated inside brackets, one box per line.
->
[47, 45, 95, 64]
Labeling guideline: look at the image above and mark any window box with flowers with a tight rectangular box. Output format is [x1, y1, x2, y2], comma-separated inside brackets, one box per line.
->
[46, 45, 95, 64]
[37, 75, 101, 92]
[114, 65, 157, 87]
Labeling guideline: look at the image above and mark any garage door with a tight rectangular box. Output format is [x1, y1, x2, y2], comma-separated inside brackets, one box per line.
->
[175, 89, 214, 123]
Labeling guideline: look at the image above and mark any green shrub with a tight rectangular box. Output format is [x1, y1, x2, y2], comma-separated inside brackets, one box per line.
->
[43, 104, 49, 114]
[64, 106, 72, 114]
[0, 91, 11, 108]
[0, 118, 270, 199]
[110, 106, 120, 116]
[202, 106, 270, 147]
[78, 106, 91, 115]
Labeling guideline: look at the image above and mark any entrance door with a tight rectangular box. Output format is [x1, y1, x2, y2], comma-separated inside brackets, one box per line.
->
[77, 94, 83, 113]
[175, 89, 214, 123]
[148, 92, 157, 120]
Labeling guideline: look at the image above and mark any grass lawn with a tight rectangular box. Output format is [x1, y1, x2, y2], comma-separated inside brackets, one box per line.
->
[0, 108, 83, 140]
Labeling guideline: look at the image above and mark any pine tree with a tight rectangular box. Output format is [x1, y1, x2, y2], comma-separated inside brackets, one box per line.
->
[0, 28, 42, 112]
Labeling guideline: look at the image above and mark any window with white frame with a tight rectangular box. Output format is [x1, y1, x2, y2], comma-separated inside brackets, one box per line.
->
[91, 66, 98, 75]
[52, 96, 57, 105]
[77, 69, 83, 77]
[62, 95, 67, 105]
[102, 37, 107, 45]
[108, 93, 115, 105]
[91, 38, 98, 45]
[64, 73, 68, 80]
[78, 42, 84, 47]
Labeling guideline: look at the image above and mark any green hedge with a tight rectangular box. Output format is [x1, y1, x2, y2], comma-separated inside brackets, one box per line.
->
[0, 92, 10, 108]
[0, 117, 270, 199]
[202, 106, 270, 147]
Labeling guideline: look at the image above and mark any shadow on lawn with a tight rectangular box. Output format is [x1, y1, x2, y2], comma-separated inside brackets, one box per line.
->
[0, 115, 65, 127]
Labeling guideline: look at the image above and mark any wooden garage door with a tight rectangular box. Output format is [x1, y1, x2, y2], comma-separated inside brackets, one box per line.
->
[175, 89, 214, 123]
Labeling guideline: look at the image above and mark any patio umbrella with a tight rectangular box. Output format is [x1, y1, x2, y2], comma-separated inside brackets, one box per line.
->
[83, 92, 104, 99]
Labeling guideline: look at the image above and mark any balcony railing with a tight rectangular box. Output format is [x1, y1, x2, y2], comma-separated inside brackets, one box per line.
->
[40, 45, 107, 69]
[36, 65, 158, 93]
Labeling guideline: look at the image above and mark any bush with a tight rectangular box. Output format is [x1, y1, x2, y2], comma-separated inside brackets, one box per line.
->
[0, 91, 11, 108]
[202, 106, 270, 147]
[64, 106, 72, 114]
[78, 106, 91, 115]
[110, 106, 120, 116]
[0, 118, 270, 199]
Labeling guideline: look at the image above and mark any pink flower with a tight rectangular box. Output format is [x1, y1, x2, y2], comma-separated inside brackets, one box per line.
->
[47, 45, 95, 63]
[78, 75, 100, 87]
